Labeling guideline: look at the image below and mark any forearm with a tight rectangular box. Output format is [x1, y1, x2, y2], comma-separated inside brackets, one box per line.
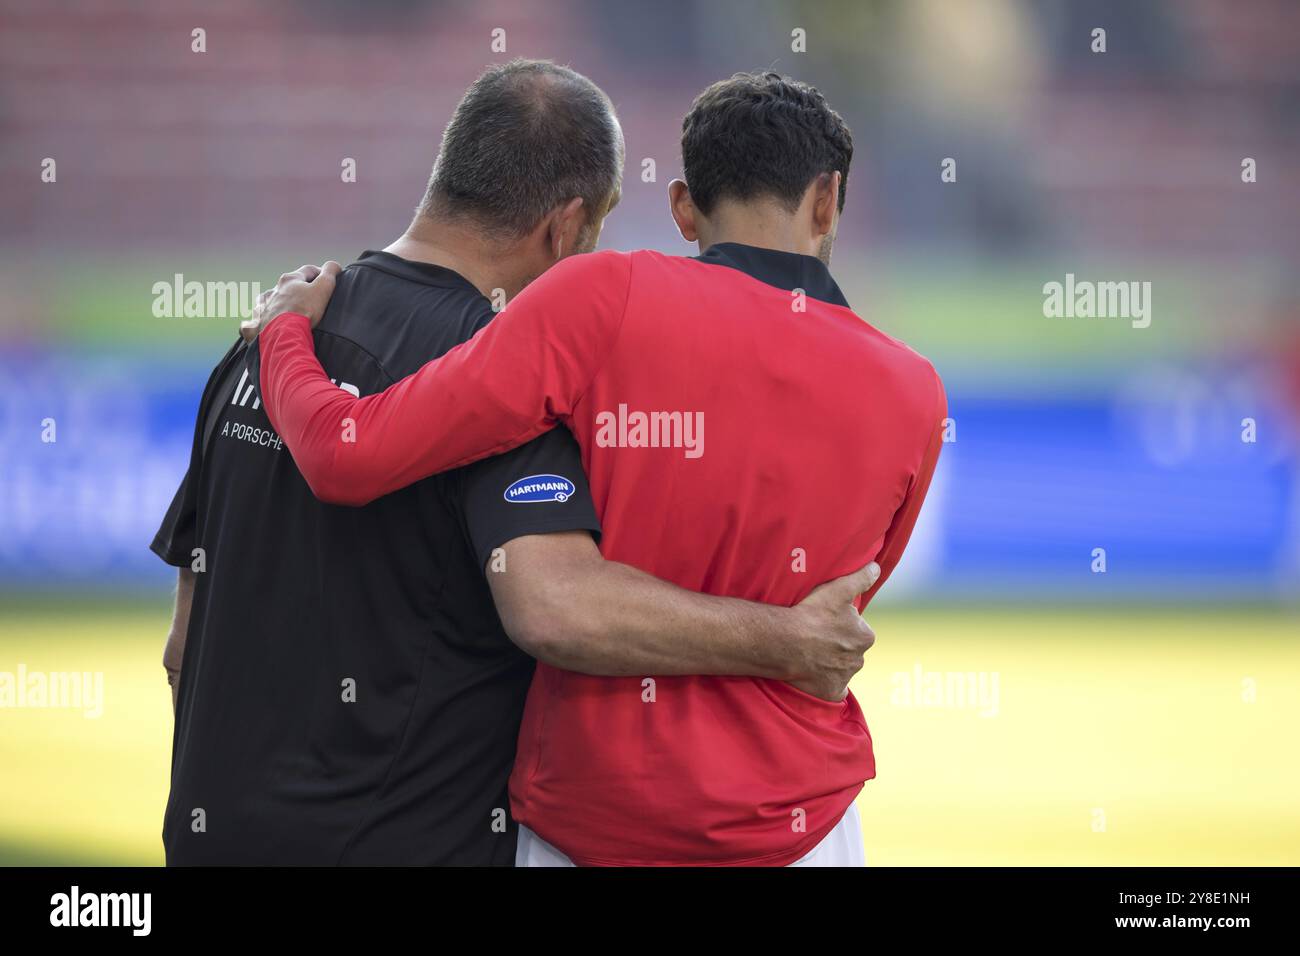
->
[549, 560, 802, 678]
[494, 540, 805, 680]
[257, 310, 573, 505]
[257, 312, 443, 505]
[163, 568, 196, 712]
[251, 254, 627, 507]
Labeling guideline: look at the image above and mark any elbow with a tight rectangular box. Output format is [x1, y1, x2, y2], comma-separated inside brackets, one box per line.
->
[502, 600, 582, 667]
[505, 611, 564, 665]
[308, 477, 374, 508]
[299, 459, 378, 507]
[162, 633, 185, 685]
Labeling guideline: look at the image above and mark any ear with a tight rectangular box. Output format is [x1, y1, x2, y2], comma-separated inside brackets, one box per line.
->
[811, 171, 840, 239]
[547, 196, 587, 260]
[667, 179, 698, 243]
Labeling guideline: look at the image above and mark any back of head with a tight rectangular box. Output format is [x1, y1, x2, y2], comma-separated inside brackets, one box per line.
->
[681, 71, 853, 216]
[421, 59, 623, 239]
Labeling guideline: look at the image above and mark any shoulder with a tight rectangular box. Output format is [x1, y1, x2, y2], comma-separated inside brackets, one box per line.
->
[524, 249, 713, 299]
[844, 314, 946, 422]
[506, 250, 637, 334]
[898, 347, 945, 425]
[887, 339, 945, 422]
[321, 274, 493, 382]
[195, 338, 249, 412]
[537, 249, 636, 290]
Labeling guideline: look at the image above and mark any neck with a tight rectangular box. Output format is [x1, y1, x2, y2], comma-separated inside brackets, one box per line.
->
[695, 202, 819, 258]
[384, 213, 532, 301]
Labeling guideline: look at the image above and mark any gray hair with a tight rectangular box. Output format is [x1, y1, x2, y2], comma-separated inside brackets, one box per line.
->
[420, 59, 623, 238]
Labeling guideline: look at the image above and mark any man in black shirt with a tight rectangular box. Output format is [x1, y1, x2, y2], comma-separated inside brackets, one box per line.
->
[153, 60, 877, 865]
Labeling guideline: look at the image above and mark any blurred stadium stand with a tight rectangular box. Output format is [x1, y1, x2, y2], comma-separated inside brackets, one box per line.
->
[0, 0, 1295, 599]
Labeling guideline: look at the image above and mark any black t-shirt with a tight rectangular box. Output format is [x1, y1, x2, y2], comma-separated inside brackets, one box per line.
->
[151, 251, 600, 865]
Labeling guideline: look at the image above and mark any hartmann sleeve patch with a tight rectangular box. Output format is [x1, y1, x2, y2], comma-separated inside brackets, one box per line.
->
[503, 474, 576, 503]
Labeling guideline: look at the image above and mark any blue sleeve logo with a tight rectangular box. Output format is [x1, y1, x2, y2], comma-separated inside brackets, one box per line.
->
[504, 474, 576, 504]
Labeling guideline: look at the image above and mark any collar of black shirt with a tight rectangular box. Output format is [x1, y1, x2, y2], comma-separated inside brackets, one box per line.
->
[694, 241, 850, 309]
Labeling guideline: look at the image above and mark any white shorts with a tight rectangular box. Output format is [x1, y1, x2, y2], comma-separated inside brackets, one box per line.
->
[516, 801, 865, 867]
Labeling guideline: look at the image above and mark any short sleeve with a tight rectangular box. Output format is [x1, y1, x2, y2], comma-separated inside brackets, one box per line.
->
[461, 426, 601, 572]
[151, 466, 199, 567]
[150, 340, 242, 568]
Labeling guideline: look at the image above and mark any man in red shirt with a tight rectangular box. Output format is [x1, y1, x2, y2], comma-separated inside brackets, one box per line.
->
[247, 72, 945, 866]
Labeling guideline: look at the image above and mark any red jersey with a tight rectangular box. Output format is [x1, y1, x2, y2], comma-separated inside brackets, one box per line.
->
[257, 242, 946, 865]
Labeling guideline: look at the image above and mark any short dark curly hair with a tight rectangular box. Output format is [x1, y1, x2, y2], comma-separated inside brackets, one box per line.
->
[681, 71, 853, 217]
